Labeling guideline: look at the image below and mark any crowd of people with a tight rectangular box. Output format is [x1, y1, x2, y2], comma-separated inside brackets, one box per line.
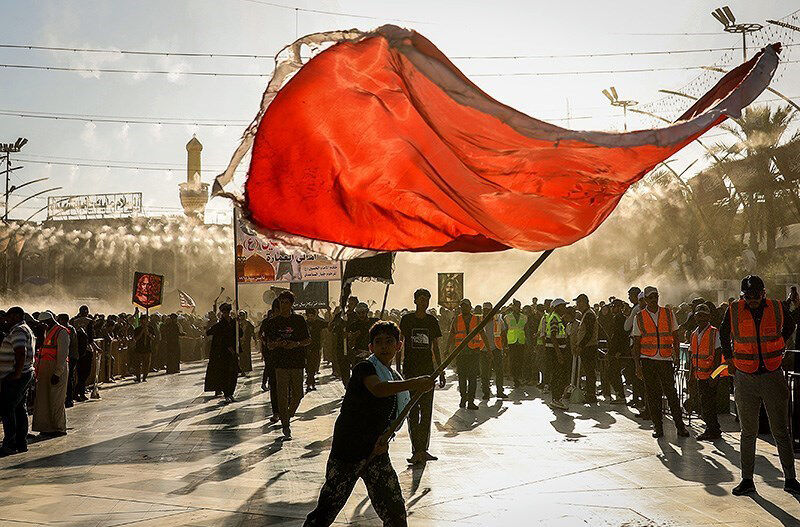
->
[3, 274, 800, 526]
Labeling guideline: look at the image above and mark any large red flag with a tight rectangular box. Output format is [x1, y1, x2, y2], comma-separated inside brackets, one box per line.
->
[221, 26, 779, 257]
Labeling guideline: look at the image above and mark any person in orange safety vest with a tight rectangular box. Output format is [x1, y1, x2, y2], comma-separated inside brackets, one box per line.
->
[632, 286, 689, 439]
[31, 311, 69, 437]
[689, 303, 724, 441]
[720, 274, 800, 497]
[447, 299, 490, 410]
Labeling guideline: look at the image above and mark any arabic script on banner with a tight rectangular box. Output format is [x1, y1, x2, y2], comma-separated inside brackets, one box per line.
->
[236, 217, 341, 284]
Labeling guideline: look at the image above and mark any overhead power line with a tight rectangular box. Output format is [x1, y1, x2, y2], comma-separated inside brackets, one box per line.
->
[6, 42, 799, 60]
[0, 109, 248, 127]
[17, 158, 242, 172]
[0, 63, 270, 77]
[0, 43, 274, 59]
[8, 61, 800, 79]
[237, 0, 429, 24]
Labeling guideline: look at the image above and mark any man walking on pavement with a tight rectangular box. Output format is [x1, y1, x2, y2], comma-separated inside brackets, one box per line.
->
[633, 286, 689, 439]
[548, 299, 571, 410]
[574, 294, 600, 404]
[447, 299, 489, 409]
[503, 300, 527, 389]
[689, 303, 724, 441]
[720, 275, 800, 496]
[32, 311, 69, 437]
[481, 301, 507, 399]
[399, 288, 446, 465]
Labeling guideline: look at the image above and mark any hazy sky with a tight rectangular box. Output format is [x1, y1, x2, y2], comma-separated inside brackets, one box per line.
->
[3, 1, 800, 305]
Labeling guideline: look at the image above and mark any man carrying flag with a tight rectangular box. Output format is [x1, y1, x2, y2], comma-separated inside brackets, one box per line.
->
[304, 321, 433, 526]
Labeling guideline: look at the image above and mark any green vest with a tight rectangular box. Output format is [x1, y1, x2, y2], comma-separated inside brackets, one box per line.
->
[504, 312, 527, 345]
[545, 312, 566, 346]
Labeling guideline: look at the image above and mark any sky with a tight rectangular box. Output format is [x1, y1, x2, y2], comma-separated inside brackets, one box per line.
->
[3, 0, 800, 306]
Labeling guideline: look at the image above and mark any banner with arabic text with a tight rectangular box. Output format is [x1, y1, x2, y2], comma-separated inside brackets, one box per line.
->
[236, 214, 341, 284]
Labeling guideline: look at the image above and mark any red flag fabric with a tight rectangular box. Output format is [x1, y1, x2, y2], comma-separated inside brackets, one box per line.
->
[239, 26, 779, 256]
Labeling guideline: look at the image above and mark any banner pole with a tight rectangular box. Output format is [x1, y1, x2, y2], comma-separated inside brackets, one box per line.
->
[366, 249, 555, 466]
[379, 282, 390, 319]
[233, 207, 240, 359]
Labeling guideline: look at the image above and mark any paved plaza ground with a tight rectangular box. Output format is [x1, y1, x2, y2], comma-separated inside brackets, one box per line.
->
[2, 358, 800, 526]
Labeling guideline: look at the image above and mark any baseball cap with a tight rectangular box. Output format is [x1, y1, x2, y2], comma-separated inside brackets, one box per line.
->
[741, 275, 765, 295]
[573, 293, 589, 303]
[37, 310, 55, 321]
[355, 302, 369, 312]
[551, 298, 567, 308]
[643, 286, 658, 297]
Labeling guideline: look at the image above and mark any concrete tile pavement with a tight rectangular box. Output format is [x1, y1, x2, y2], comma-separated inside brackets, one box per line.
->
[1, 358, 800, 526]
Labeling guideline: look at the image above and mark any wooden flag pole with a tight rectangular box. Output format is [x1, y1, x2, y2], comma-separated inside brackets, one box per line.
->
[365, 249, 555, 467]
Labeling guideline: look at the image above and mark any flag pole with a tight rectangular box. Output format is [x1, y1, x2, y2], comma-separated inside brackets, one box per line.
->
[368, 249, 555, 463]
[233, 207, 240, 360]
[379, 282, 390, 319]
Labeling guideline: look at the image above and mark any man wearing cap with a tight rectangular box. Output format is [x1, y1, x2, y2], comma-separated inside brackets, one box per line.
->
[720, 275, 800, 496]
[689, 303, 723, 441]
[32, 310, 69, 437]
[547, 299, 570, 410]
[482, 301, 507, 399]
[204, 303, 241, 404]
[574, 294, 600, 404]
[400, 288, 446, 464]
[0, 307, 36, 455]
[447, 299, 489, 409]
[632, 286, 689, 438]
[503, 299, 527, 389]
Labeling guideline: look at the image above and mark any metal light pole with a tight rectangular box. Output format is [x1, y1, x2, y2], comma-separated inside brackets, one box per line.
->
[1, 137, 27, 222]
[712, 6, 763, 61]
[602, 87, 637, 131]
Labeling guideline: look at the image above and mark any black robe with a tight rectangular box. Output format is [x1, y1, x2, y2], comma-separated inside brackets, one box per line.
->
[203, 317, 241, 396]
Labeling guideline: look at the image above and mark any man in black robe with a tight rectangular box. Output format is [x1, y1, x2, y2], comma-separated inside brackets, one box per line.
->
[161, 314, 184, 374]
[204, 304, 241, 403]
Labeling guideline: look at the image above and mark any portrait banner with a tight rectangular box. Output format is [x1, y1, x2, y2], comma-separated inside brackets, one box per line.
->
[132, 272, 164, 310]
[236, 214, 341, 283]
[438, 273, 464, 310]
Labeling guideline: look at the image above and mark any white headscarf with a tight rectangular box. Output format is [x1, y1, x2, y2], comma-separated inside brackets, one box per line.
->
[367, 354, 410, 426]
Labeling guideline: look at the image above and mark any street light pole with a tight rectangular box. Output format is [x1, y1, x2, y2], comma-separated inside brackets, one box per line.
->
[0, 137, 28, 223]
[602, 86, 638, 132]
[711, 6, 763, 61]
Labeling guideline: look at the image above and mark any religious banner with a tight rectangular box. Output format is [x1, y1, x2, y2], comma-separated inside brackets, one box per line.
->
[47, 192, 142, 220]
[290, 281, 330, 310]
[236, 214, 341, 283]
[132, 272, 163, 310]
[438, 273, 464, 309]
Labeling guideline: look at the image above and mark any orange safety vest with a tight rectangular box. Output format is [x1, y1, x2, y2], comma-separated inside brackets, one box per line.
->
[636, 307, 674, 359]
[493, 317, 503, 350]
[455, 313, 484, 350]
[690, 326, 726, 380]
[729, 298, 785, 373]
[39, 325, 64, 363]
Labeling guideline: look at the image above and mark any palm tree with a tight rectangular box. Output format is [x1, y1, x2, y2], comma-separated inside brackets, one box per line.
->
[708, 104, 798, 263]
